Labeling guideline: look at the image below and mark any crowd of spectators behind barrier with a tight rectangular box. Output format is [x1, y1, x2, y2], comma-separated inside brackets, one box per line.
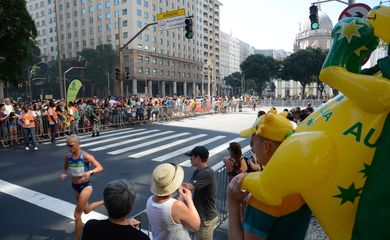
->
[0, 94, 323, 148]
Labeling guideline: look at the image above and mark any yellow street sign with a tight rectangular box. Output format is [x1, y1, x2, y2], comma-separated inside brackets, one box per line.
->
[157, 8, 185, 20]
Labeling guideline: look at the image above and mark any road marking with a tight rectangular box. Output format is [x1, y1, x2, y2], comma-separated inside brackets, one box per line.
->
[57, 129, 146, 146]
[55, 128, 135, 144]
[107, 132, 191, 155]
[79, 129, 159, 147]
[129, 134, 207, 158]
[89, 131, 175, 151]
[179, 138, 246, 167]
[151, 135, 226, 162]
[0, 179, 106, 223]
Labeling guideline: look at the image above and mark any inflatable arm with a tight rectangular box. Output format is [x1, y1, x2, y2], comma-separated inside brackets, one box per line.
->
[241, 132, 337, 205]
[320, 67, 390, 113]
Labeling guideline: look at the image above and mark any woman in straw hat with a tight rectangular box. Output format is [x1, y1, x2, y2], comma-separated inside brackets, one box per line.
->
[146, 163, 200, 240]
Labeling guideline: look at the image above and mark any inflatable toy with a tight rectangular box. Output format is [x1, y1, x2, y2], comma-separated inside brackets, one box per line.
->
[241, 5, 390, 239]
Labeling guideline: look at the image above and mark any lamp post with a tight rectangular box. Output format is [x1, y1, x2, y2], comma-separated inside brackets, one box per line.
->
[28, 61, 47, 99]
[63, 67, 86, 102]
[97, 65, 110, 96]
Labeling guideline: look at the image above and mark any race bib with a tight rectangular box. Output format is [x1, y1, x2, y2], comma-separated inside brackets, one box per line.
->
[68, 162, 85, 177]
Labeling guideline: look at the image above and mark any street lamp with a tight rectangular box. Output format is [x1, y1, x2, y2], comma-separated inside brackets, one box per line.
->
[63, 66, 86, 102]
[28, 61, 47, 99]
[97, 65, 110, 96]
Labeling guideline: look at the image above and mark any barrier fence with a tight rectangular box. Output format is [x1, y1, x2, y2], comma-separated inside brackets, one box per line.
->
[0, 104, 216, 148]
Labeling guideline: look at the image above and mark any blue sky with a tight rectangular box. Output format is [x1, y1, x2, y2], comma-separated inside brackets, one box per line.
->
[219, 0, 384, 52]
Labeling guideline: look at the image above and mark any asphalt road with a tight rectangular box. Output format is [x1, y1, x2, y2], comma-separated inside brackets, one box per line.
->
[0, 110, 258, 240]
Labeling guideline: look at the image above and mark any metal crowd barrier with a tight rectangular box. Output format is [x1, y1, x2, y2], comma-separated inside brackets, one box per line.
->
[129, 161, 229, 238]
[254, 99, 323, 108]
[0, 105, 216, 148]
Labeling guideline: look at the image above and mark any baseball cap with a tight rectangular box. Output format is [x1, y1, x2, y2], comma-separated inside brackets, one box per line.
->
[240, 112, 294, 142]
[185, 146, 209, 160]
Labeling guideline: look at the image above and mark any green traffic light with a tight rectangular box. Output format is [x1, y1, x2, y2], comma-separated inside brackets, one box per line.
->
[312, 23, 319, 30]
[185, 32, 193, 39]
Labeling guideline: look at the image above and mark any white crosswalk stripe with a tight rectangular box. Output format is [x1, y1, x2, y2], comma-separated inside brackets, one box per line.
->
[55, 128, 135, 145]
[53, 127, 249, 166]
[151, 135, 226, 162]
[129, 134, 208, 158]
[179, 137, 246, 167]
[79, 129, 157, 147]
[88, 131, 175, 151]
[106, 132, 191, 155]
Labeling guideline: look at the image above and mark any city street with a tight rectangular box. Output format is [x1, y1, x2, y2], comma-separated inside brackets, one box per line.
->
[0, 110, 258, 239]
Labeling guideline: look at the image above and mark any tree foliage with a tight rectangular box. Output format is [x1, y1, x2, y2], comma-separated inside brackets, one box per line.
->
[225, 71, 242, 96]
[240, 54, 279, 94]
[280, 47, 327, 96]
[0, 0, 37, 85]
[79, 44, 117, 90]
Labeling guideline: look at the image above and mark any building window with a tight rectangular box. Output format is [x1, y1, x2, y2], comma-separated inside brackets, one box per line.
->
[114, 10, 119, 17]
[123, 20, 128, 27]
[152, 57, 157, 64]
[123, 32, 128, 38]
[144, 34, 149, 41]
[144, 12, 148, 19]
[137, 9, 141, 16]
[114, 0, 119, 5]
[144, 1, 148, 7]
[137, 67, 143, 73]
[89, 6, 94, 13]
[106, 13, 111, 19]
[136, 0, 141, 4]
[122, 9, 127, 15]
[137, 20, 142, 28]
[137, 44, 142, 49]
[106, 24, 111, 30]
[97, 3, 102, 9]
[137, 55, 143, 62]
[106, 1, 110, 8]
[153, 69, 157, 75]
[145, 57, 149, 64]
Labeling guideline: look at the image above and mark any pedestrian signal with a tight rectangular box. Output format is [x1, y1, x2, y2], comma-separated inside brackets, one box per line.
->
[115, 68, 120, 80]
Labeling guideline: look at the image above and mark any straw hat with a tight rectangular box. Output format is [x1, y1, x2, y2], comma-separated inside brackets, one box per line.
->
[151, 163, 184, 196]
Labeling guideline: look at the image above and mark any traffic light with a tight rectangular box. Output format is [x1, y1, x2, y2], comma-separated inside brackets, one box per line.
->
[126, 71, 129, 81]
[309, 5, 319, 30]
[115, 68, 120, 80]
[184, 18, 193, 39]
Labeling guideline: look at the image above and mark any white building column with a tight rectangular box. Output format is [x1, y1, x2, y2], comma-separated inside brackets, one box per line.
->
[132, 79, 137, 95]
[148, 80, 153, 97]
[161, 81, 166, 97]
[192, 82, 196, 97]
[183, 81, 187, 96]
[173, 81, 177, 96]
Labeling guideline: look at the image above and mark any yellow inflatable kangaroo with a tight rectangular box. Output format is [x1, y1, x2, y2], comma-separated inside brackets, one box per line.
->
[242, 5, 390, 239]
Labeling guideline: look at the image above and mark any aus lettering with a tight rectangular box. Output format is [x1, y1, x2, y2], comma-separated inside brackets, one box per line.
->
[320, 105, 333, 122]
[342, 122, 378, 148]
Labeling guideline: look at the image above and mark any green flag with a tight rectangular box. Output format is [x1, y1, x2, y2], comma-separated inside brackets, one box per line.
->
[67, 79, 82, 103]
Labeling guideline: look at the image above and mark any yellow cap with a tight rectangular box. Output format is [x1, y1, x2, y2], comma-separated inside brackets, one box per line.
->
[240, 112, 294, 142]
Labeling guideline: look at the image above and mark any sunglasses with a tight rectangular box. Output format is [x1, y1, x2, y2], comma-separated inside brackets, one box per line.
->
[67, 144, 74, 147]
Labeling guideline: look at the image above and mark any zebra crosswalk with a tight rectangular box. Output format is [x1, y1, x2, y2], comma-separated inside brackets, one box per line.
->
[54, 127, 250, 167]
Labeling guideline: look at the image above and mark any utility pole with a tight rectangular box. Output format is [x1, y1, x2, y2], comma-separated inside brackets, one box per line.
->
[54, 0, 63, 99]
[118, 21, 157, 97]
[118, 17, 124, 97]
